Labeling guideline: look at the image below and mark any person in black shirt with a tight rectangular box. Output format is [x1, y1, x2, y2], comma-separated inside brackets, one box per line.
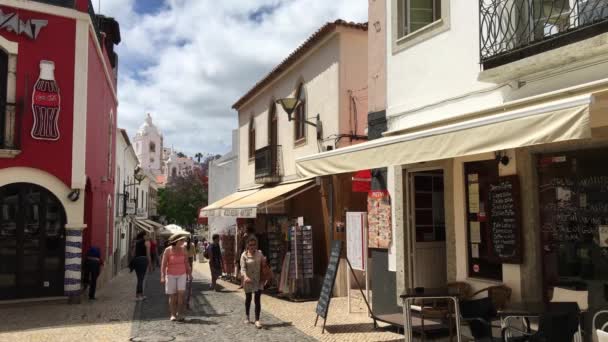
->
[83, 246, 103, 300]
[208, 234, 223, 291]
[132, 231, 152, 301]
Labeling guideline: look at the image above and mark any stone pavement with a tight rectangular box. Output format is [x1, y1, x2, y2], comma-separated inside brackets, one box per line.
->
[0, 259, 464, 342]
[130, 266, 316, 342]
[0, 268, 137, 342]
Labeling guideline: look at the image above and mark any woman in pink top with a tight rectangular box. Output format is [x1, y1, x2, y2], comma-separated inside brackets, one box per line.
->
[161, 232, 192, 321]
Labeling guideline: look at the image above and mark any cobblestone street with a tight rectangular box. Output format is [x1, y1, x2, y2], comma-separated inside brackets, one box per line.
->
[0, 261, 407, 342]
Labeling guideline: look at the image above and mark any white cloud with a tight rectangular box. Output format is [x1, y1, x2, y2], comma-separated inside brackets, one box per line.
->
[101, 0, 368, 156]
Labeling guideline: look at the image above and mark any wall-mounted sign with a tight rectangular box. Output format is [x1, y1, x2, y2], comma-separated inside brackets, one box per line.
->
[0, 9, 48, 40]
[367, 190, 392, 249]
[31, 61, 61, 141]
[126, 201, 136, 215]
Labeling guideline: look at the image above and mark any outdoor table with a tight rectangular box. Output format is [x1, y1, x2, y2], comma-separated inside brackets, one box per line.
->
[400, 287, 463, 342]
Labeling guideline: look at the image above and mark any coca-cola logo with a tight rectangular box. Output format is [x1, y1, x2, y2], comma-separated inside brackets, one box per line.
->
[0, 9, 48, 40]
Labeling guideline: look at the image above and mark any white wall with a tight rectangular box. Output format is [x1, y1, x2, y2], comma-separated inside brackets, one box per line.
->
[386, 0, 608, 134]
[115, 130, 138, 262]
[209, 130, 239, 235]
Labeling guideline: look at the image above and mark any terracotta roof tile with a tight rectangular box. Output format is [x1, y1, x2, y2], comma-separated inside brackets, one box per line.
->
[232, 19, 367, 110]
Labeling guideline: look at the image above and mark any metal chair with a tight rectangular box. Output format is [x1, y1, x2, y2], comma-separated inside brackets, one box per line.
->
[551, 287, 588, 342]
[458, 297, 503, 342]
[503, 302, 581, 342]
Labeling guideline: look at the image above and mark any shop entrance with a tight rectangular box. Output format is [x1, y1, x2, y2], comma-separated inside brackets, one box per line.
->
[0, 183, 66, 300]
[408, 170, 447, 288]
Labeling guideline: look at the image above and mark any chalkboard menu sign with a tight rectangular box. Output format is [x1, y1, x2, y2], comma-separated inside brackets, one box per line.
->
[315, 240, 343, 319]
[488, 176, 522, 264]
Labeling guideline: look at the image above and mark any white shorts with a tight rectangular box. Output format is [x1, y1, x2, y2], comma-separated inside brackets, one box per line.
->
[165, 274, 187, 294]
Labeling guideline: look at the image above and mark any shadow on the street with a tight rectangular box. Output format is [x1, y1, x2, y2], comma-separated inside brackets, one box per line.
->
[262, 321, 294, 329]
[178, 318, 217, 325]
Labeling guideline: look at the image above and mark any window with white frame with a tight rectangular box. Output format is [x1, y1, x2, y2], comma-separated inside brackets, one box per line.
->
[400, 0, 442, 37]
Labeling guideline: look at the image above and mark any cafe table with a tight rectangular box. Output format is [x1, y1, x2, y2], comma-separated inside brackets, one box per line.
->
[400, 287, 463, 342]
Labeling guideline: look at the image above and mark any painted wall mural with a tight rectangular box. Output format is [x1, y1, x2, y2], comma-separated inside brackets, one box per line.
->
[31, 60, 61, 141]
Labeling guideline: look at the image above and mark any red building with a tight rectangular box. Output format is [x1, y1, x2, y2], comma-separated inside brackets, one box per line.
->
[0, 0, 120, 301]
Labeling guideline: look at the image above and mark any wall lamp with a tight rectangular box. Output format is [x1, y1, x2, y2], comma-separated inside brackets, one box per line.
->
[276, 98, 323, 140]
[495, 151, 510, 166]
[67, 189, 80, 202]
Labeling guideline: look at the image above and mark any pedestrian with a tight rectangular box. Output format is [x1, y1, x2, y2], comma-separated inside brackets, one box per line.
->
[160, 232, 192, 321]
[149, 238, 158, 271]
[132, 231, 152, 301]
[240, 236, 265, 329]
[83, 245, 103, 300]
[207, 234, 223, 291]
[186, 237, 198, 269]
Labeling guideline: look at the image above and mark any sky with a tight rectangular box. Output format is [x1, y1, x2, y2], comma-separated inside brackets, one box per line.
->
[98, 0, 368, 157]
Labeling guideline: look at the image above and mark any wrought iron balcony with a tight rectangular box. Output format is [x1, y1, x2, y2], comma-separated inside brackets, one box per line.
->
[480, 0, 608, 69]
[255, 145, 283, 184]
[0, 103, 20, 152]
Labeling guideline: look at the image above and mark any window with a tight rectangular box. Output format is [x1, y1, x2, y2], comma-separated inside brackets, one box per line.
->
[393, 0, 449, 53]
[268, 101, 277, 146]
[248, 117, 256, 159]
[107, 111, 114, 178]
[400, 0, 441, 36]
[294, 83, 306, 142]
[464, 160, 503, 281]
[171, 168, 177, 177]
[150, 157, 154, 164]
[115, 168, 121, 216]
[149, 142, 156, 153]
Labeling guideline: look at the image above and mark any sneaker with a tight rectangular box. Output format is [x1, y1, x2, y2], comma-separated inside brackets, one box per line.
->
[244, 318, 251, 324]
[255, 321, 263, 329]
[170, 316, 177, 321]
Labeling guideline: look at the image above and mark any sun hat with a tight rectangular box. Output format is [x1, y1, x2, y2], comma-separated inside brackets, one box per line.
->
[168, 232, 189, 244]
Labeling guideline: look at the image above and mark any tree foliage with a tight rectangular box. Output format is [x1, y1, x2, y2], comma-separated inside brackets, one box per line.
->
[158, 171, 207, 227]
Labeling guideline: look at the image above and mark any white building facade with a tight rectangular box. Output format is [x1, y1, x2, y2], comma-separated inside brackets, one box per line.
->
[133, 114, 164, 177]
[296, 0, 608, 329]
[207, 130, 239, 235]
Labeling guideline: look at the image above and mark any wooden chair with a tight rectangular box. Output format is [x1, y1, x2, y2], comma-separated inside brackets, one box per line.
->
[419, 282, 473, 342]
[470, 285, 512, 310]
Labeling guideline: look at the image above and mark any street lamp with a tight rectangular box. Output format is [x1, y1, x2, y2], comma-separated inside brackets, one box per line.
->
[122, 166, 146, 217]
[276, 98, 323, 140]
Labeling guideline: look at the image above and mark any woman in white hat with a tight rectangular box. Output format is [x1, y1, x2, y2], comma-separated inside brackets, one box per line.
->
[160, 232, 192, 321]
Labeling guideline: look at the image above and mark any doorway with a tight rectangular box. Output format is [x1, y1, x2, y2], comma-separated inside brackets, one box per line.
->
[0, 183, 66, 300]
[408, 170, 447, 288]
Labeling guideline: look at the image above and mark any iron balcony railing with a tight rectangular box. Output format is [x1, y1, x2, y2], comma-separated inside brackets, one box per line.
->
[0, 102, 21, 150]
[255, 145, 283, 184]
[480, 0, 608, 68]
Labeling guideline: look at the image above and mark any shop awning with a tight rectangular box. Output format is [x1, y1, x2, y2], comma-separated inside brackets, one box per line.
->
[221, 179, 317, 218]
[199, 188, 260, 218]
[296, 94, 594, 177]
[133, 218, 153, 233]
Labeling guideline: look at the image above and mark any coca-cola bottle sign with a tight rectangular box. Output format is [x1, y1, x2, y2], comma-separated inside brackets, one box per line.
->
[31, 60, 60, 141]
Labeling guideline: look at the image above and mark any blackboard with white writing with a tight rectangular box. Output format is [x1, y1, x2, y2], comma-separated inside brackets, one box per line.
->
[488, 176, 523, 264]
[316, 240, 343, 319]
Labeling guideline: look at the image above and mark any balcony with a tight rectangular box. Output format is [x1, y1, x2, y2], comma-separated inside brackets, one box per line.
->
[0, 103, 21, 158]
[255, 145, 283, 184]
[480, 0, 608, 69]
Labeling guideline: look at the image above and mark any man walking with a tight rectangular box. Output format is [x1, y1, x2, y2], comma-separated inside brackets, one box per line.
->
[207, 234, 223, 291]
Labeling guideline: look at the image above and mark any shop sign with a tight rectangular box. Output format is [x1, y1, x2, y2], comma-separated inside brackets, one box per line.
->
[126, 201, 136, 215]
[222, 207, 256, 218]
[0, 9, 48, 40]
[136, 207, 147, 219]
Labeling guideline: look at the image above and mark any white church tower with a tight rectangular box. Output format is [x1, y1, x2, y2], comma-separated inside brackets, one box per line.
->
[133, 114, 164, 176]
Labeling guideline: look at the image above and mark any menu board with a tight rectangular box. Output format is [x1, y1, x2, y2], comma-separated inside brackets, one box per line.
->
[488, 176, 522, 264]
[346, 212, 367, 271]
[367, 190, 392, 249]
[316, 240, 343, 319]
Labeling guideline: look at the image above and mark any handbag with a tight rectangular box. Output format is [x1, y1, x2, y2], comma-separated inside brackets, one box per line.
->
[260, 257, 273, 283]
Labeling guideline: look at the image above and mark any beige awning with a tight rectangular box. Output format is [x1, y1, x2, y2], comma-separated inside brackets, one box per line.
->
[221, 179, 317, 218]
[133, 218, 153, 233]
[200, 188, 260, 217]
[296, 94, 594, 178]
